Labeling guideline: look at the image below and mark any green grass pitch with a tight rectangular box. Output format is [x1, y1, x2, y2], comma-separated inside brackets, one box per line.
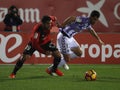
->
[0, 64, 120, 90]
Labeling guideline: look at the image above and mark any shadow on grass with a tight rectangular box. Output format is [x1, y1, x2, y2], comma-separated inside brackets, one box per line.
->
[72, 75, 120, 83]
[0, 75, 52, 82]
[97, 76, 120, 82]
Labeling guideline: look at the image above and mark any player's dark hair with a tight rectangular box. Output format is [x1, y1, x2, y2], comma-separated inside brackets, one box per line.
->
[42, 15, 51, 24]
[90, 10, 100, 18]
[8, 5, 18, 12]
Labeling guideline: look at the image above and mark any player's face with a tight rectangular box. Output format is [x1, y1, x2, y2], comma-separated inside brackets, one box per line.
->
[90, 16, 99, 25]
[44, 20, 52, 30]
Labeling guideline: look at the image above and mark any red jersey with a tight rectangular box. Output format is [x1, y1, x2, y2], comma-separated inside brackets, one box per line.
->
[30, 23, 51, 53]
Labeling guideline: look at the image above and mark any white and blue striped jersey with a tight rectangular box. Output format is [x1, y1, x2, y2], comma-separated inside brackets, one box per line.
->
[61, 16, 93, 38]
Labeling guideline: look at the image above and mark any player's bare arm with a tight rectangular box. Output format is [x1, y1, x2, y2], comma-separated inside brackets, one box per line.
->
[89, 28, 104, 45]
[61, 16, 76, 28]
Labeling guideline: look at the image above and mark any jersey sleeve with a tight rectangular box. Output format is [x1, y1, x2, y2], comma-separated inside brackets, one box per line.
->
[75, 16, 82, 23]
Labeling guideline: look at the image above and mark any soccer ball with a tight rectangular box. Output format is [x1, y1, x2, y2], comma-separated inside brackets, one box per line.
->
[85, 69, 97, 81]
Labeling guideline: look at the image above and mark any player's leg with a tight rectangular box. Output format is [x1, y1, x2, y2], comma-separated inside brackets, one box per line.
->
[57, 57, 69, 70]
[49, 59, 69, 70]
[56, 32, 71, 69]
[57, 36, 82, 68]
[46, 52, 64, 76]
[9, 42, 35, 78]
[51, 50, 64, 76]
[41, 41, 64, 76]
[70, 47, 82, 58]
[69, 37, 82, 58]
[9, 54, 30, 78]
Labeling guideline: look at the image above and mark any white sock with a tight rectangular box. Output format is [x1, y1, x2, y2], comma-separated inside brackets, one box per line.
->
[58, 58, 67, 67]
[49, 52, 78, 68]
[57, 52, 78, 68]
[48, 58, 67, 68]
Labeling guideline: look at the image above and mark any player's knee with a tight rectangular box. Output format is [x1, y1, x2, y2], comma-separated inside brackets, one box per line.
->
[20, 54, 31, 62]
[71, 47, 81, 53]
[77, 50, 82, 57]
[71, 48, 82, 57]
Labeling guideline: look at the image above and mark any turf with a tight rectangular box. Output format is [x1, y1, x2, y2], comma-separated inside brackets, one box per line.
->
[0, 64, 120, 90]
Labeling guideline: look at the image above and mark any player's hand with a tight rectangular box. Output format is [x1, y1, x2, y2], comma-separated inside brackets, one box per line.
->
[99, 39, 104, 45]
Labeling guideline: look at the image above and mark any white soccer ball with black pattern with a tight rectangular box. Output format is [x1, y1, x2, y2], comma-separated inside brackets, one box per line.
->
[85, 69, 97, 81]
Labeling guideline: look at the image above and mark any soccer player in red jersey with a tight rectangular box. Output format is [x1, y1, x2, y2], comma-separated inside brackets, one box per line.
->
[9, 15, 64, 78]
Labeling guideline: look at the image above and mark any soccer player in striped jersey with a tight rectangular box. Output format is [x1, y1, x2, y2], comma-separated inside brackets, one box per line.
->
[48, 10, 104, 72]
